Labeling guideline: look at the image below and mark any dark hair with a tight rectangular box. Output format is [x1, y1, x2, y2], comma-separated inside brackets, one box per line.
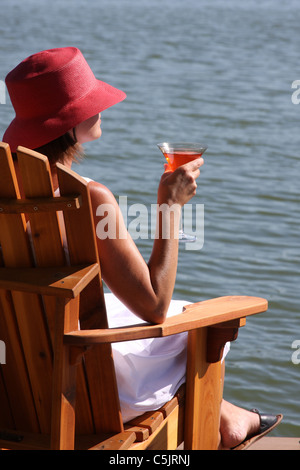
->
[12, 131, 83, 166]
[34, 131, 83, 166]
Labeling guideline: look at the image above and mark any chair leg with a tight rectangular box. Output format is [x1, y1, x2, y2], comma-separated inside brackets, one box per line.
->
[184, 327, 223, 450]
[51, 297, 78, 450]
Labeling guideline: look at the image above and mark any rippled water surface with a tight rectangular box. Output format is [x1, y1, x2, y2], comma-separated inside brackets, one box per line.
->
[0, 0, 299, 437]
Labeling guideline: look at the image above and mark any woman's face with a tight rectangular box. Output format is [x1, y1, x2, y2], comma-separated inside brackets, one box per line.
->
[74, 113, 102, 143]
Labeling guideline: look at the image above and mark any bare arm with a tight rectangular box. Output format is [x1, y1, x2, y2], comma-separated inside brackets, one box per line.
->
[88, 157, 204, 324]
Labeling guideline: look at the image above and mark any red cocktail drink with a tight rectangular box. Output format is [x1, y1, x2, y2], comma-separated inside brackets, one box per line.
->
[157, 142, 208, 242]
[164, 150, 205, 171]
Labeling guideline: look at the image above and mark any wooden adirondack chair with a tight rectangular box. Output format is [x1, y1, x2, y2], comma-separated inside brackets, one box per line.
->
[0, 142, 268, 450]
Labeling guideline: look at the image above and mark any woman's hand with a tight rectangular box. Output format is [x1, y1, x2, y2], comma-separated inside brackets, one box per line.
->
[157, 157, 204, 207]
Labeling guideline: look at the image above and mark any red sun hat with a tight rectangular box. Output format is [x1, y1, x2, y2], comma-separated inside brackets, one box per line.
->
[3, 47, 126, 152]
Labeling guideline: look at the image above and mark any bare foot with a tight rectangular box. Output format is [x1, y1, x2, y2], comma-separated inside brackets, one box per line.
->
[219, 399, 260, 449]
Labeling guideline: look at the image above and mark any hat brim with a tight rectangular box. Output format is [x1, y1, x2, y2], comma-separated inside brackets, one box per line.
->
[3, 79, 126, 152]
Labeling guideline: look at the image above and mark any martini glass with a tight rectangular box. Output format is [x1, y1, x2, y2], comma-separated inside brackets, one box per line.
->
[157, 142, 207, 242]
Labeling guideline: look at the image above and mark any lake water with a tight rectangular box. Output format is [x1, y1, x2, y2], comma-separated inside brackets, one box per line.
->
[0, 0, 299, 438]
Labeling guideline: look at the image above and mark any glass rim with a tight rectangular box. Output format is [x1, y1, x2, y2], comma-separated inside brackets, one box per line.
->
[157, 142, 208, 151]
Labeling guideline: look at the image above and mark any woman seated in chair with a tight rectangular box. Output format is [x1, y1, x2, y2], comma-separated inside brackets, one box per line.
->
[2, 47, 280, 449]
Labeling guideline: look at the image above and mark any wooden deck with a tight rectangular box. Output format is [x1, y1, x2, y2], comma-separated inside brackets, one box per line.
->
[247, 437, 300, 450]
[177, 437, 300, 450]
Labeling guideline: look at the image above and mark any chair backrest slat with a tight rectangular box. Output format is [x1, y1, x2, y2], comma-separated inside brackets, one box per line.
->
[17, 148, 66, 267]
[17, 147, 96, 434]
[0, 143, 45, 432]
[57, 163, 123, 434]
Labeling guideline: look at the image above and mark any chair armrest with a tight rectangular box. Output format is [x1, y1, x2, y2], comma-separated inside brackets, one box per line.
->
[0, 263, 100, 298]
[64, 295, 268, 346]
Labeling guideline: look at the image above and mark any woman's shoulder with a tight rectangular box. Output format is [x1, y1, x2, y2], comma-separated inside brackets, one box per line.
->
[86, 179, 118, 206]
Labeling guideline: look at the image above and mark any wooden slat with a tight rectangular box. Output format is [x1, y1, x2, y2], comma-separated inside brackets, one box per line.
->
[0, 143, 33, 267]
[17, 147, 94, 436]
[89, 431, 136, 450]
[130, 404, 184, 450]
[160, 392, 182, 418]
[123, 388, 184, 442]
[0, 289, 40, 432]
[57, 163, 123, 434]
[56, 163, 107, 327]
[127, 411, 164, 434]
[15, 147, 63, 349]
[17, 147, 66, 267]
[0, 143, 49, 433]
[123, 425, 150, 442]
[0, 167, 39, 432]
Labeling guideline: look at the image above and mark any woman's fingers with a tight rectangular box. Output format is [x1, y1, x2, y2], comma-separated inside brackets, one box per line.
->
[158, 157, 204, 206]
